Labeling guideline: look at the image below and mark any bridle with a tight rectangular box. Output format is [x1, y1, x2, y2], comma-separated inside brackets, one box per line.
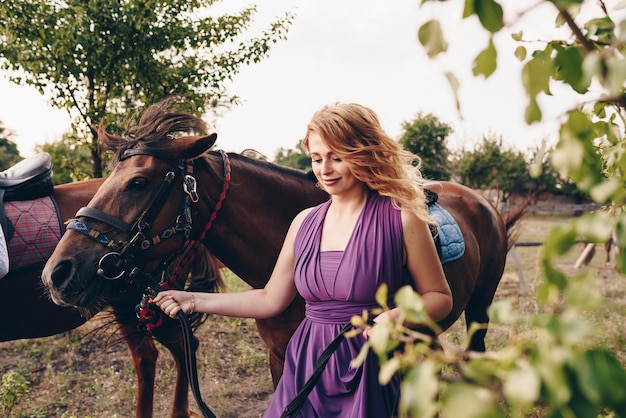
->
[67, 148, 229, 288]
[66, 147, 230, 418]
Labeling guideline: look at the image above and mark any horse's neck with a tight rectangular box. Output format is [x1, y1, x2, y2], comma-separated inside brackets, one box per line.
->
[201, 155, 326, 287]
[53, 179, 105, 221]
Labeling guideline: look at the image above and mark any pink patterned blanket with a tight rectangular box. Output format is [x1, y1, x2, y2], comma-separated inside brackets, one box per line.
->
[4, 196, 62, 271]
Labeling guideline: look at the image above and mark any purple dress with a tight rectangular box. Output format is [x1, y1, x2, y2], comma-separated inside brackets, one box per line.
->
[263, 192, 410, 418]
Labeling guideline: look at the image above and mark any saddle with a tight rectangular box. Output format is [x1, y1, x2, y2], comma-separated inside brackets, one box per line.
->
[425, 188, 465, 264]
[0, 153, 54, 242]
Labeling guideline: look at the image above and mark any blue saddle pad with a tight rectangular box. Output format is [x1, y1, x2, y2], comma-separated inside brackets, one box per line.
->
[428, 203, 465, 264]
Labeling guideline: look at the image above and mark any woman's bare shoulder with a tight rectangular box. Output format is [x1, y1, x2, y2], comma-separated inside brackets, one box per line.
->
[287, 207, 316, 233]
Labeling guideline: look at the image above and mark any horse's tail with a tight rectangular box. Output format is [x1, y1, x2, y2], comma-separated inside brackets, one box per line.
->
[502, 194, 533, 252]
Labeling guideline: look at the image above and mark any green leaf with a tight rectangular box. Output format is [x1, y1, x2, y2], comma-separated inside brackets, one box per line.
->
[574, 212, 614, 242]
[504, 367, 541, 405]
[593, 100, 608, 118]
[555, 111, 605, 189]
[522, 54, 553, 97]
[582, 52, 602, 87]
[549, 313, 592, 345]
[616, 216, 626, 273]
[378, 356, 400, 385]
[514, 46, 527, 61]
[575, 349, 626, 406]
[461, 358, 506, 385]
[487, 300, 518, 324]
[525, 97, 542, 124]
[535, 344, 572, 405]
[375, 283, 389, 308]
[368, 323, 393, 356]
[474, 0, 504, 33]
[394, 285, 424, 312]
[589, 178, 621, 204]
[542, 224, 578, 257]
[462, 0, 475, 18]
[552, 0, 584, 7]
[472, 38, 497, 78]
[400, 361, 440, 418]
[605, 55, 626, 96]
[444, 71, 461, 113]
[350, 343, 371, 369]
[552, 129, 584, 176]
[440, 383, 502, 418]
[584, 17, 616, 44]
[511, 30, 523, 41]
[395, 285, 432, 325]
[418, 19, 448, 58]
[554, 46, 588, 93]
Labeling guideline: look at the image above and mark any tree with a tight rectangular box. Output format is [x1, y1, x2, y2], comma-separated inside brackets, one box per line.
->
[0, 122, 22, 170]
[398, 113, 452, 180]
[274, 142, 311, 171]
[35, 133, 94, 185]
[0, 1, 293, 177]
[453, 134, 529, 200]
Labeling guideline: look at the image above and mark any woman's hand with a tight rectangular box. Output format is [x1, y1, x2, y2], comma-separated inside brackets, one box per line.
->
[150, 290, 195, 319]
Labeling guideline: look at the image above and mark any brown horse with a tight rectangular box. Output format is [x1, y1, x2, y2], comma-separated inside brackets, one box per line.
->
[42, 98, 512, 394]
[2, 177, 223, 418]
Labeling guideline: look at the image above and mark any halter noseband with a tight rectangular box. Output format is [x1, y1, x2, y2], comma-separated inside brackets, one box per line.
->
[66, 148, 229, 284]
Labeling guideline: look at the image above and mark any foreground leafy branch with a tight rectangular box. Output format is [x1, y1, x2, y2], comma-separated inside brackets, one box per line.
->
[350, 282, 626, 417]
[353, 1, 626, 416]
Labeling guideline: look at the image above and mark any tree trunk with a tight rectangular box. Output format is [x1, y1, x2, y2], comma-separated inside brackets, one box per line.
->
[91, 148, 103, 178]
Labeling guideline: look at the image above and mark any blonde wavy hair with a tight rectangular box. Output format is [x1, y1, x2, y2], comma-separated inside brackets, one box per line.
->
[302, 103, 432, 223]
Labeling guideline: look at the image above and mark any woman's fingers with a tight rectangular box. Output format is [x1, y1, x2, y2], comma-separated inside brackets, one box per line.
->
[150, 293, 181, 318]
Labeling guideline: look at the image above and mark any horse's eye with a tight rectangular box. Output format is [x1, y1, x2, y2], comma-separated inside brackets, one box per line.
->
[128, 177, 148, 191]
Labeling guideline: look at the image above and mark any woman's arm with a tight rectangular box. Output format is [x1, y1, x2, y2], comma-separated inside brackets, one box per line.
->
[400, 210, 453, 322]
[371, 210, 452, 332]
[152, 209, 312, 319]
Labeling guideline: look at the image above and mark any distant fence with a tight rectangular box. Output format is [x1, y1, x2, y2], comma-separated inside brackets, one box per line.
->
[508, 203, 603, 291]
[528, 203, 601, 214]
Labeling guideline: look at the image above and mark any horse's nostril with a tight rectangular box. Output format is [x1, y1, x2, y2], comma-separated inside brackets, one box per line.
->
[50, 260, 74, 288]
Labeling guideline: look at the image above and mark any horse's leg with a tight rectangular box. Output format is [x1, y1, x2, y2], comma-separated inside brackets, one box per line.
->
[464, 277, 502, 352]
[117, 319, 159, 418]
[463, 251, 506, 352]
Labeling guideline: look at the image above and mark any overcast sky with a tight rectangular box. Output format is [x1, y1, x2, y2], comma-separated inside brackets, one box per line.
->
[0, 0, 610, 159]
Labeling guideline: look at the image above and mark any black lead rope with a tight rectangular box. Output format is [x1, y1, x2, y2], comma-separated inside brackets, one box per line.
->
[146, 287, 216, 418]
[280, 322, 354, 418]
[177, 309, 216, 418]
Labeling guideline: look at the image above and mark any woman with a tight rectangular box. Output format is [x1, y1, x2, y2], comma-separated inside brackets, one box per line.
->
[152, 103, 452, 417]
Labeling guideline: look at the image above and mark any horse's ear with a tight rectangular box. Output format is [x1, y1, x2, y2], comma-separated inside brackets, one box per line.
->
[98, 126, 126, 151]
[174, 133, 218, 160]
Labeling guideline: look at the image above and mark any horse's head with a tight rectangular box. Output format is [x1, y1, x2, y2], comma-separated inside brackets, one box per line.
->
[42, 96, 219, 311]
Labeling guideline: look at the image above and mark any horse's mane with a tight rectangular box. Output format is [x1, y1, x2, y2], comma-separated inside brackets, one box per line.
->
[223, 151, 317, 184]
[99, 95, 209, 167]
